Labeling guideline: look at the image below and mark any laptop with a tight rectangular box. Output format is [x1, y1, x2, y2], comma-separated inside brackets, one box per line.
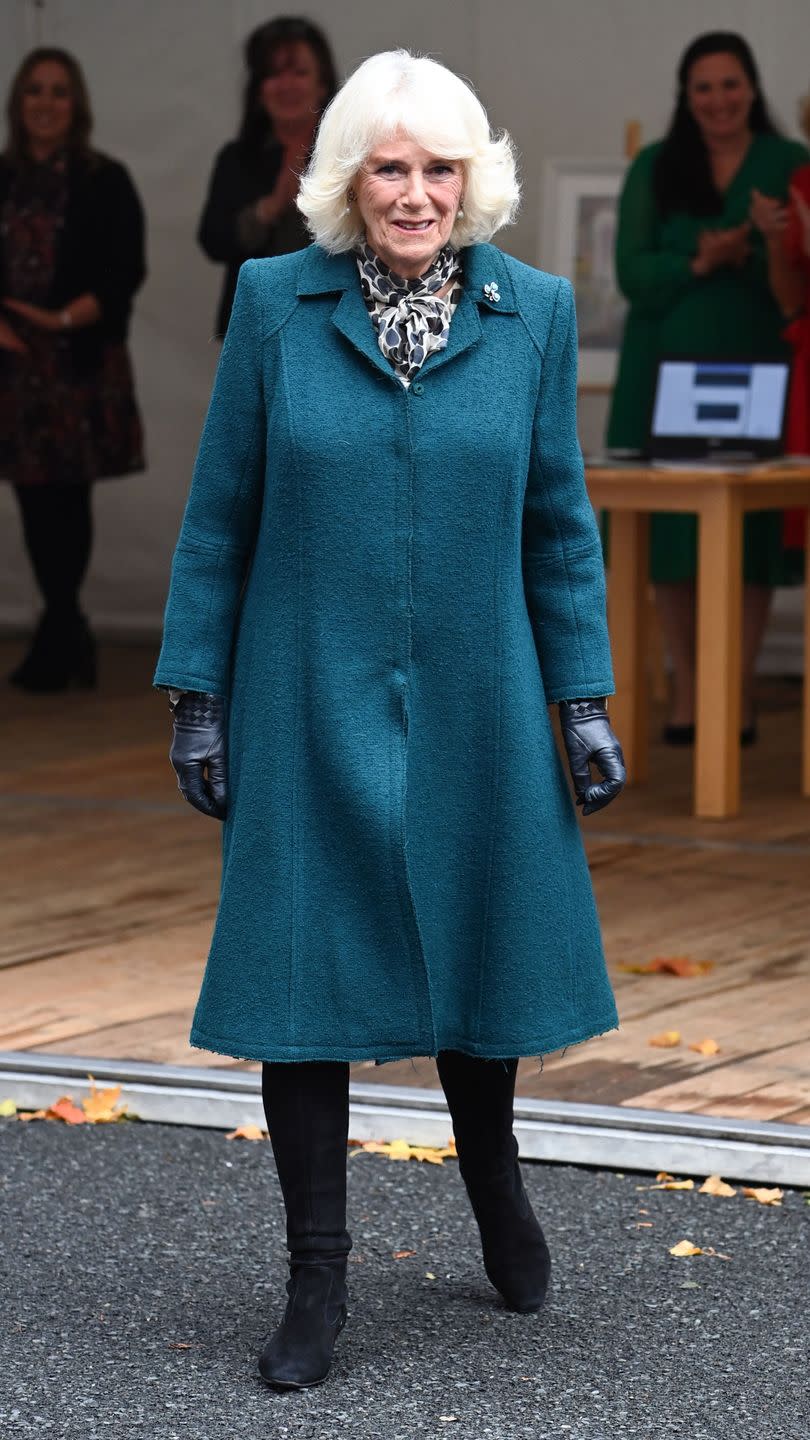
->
[647, 357, 790, 462]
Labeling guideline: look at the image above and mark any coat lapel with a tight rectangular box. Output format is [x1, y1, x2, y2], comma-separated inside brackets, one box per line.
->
[295, 241, 518, 384]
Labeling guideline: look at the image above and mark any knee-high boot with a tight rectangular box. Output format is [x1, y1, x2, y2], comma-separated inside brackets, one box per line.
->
[258, 1061, 352, 1390]
[436, 1049, 551, 1313]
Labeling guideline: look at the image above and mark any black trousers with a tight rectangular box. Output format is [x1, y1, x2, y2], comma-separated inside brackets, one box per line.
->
[14, 484, 93, 618]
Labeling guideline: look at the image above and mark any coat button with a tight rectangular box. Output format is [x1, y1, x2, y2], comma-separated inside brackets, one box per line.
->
[411, 381, 424, 395]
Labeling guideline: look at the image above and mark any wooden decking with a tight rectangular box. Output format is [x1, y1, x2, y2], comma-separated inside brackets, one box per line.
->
[2, 638, 809, 1125]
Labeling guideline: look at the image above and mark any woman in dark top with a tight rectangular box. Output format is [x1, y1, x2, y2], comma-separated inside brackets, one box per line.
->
[198, 16, 338, 338]
[0, 47, 146, 691]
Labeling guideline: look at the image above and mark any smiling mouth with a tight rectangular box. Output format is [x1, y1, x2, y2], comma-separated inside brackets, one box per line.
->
[392, 220, 434, 232]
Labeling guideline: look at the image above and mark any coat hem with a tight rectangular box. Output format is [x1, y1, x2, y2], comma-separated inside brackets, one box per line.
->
[188, 1012, 619, 1065]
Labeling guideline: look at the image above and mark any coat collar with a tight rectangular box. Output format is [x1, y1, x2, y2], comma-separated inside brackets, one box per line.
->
[295, 242, 517, 383]
[296, 241, 518, 312]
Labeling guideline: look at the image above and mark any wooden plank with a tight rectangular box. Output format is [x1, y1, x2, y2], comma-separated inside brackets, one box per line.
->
[695, 486, 743, 817]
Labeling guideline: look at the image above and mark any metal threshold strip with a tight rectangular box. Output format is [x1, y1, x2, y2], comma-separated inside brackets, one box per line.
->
[0, 1050, 807, 1186]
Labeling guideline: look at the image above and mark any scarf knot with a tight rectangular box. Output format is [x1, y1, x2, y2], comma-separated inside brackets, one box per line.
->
[356, 242, 462, 383]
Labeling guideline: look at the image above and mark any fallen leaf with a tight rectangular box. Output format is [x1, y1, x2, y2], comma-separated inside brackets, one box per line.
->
[689, 1038, 721, 1056]
[669, 1239, 703, 1257]
[699, 1175, 737, 1198]
[48, 1096, 86, 1125]
[0, 1098, 17, 1117]
[392, 1250, 416, 1260]
[648, 1030, 682, 1048]
[17, 1109, 48, 1122]
[635, 1222, 654, 1228]
[425, 1272, 437, 1279]
[619, 957, 713, 978]
[656, 1173, 674, 1182]
[354, 1137, 456, 1164]
[82, 1077, 128, 1124]
[652, 1178, 694, 1191]
[742, 1186, 783, 1206]
[168, 1342, 194, 1350]
[700, 1247, 732, 1260]
[225, 1124, 266, 1141]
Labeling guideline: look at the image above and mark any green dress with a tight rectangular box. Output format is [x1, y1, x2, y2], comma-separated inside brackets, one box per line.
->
[607, 134, 809, 584]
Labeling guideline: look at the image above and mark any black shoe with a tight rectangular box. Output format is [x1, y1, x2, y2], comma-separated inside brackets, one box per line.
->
[661, 722, 695, 746]
[462, 1152, 551, 1313]
[258, 1260, 348, 1391]
[9, 612, 96, 693]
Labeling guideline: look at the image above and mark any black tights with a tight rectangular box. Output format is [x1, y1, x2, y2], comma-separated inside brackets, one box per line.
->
[14, 484, 93, 617]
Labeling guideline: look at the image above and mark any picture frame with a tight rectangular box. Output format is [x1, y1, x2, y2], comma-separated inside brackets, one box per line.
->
[540, 157, 628, 388]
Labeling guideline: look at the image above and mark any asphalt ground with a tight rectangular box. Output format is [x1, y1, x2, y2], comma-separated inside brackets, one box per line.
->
[0, 1119, 807, 1440]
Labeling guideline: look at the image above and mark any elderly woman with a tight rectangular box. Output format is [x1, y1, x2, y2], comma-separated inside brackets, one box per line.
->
[155, 51, 624, 1392]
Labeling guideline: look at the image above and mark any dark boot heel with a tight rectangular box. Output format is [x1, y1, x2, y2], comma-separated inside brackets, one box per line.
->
[463, 1155, 551, 1313]
[258, 1260, 348, 1390]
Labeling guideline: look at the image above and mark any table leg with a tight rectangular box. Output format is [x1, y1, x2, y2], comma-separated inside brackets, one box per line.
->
[695, 490, 743, 818]
[607, 510, 649, 784]
[804, 510, 810, 799]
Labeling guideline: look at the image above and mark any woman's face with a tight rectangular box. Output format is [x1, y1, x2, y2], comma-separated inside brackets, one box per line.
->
[686, 52, 756, 144]
[259, 42, 326, 129]
[21, 60, 74, 153]
[354, 134, 465, 278]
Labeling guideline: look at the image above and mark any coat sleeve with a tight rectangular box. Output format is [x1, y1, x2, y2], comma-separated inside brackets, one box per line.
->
[88, 162, 146, 325]
[615, 148, 694, 312]
[522, 278, 614, 703]
[153, 260, 266, 696]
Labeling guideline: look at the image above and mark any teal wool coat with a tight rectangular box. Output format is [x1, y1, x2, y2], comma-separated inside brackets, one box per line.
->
[154, 242, 619, 1063]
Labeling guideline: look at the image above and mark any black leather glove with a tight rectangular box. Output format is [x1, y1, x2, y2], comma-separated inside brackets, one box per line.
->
[169, 691, 227, 821]
[558, 698, 626, 816]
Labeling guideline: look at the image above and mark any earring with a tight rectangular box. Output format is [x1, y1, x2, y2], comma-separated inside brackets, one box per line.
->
[458, 197, 465, 218]
[346, 186, 357, 203]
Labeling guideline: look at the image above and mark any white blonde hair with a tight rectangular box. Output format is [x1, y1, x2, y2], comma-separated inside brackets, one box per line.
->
[297, 50, 520, 252]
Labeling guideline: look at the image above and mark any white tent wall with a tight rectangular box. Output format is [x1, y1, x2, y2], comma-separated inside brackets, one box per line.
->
[1, 0, 809, 661]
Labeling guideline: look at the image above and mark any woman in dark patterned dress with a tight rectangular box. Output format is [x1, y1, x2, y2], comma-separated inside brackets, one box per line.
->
[0, 47, 146, 691]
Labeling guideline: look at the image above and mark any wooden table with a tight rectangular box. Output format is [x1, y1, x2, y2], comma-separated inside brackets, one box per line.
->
[585, 462, 810, 818]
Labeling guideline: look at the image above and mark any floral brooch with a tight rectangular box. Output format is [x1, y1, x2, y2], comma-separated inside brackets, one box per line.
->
[482, 282, 501, 303]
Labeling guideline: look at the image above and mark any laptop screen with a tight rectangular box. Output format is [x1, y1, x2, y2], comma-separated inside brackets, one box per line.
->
[650, 359, 789, 457]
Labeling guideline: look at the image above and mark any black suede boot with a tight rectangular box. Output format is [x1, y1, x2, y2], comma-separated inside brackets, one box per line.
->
[437, 1050, 551, 1313]
[258, 1061, 352, 1390]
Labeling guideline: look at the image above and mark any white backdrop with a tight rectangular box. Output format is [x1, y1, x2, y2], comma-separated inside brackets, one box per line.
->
[1, 0, 809, 654]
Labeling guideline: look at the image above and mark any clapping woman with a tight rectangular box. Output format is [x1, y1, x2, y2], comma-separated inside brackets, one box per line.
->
[0, 48, 145, 691]
[197, 16, 337, 337]
[608, 33, 808, 741]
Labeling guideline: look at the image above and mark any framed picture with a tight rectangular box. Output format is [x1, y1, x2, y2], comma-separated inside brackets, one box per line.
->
[540, 158, 627, 387]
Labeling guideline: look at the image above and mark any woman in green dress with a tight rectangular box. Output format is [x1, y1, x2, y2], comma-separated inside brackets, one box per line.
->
[608, 32, 808, 741]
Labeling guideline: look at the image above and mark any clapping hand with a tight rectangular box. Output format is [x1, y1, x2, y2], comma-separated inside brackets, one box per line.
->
[692, 221, 751, 275]
[749, 187, 789, 238]
[789, 185, 810, 260]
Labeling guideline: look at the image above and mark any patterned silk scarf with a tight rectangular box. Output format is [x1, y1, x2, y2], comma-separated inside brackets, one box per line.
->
[355, 241, 462, 385]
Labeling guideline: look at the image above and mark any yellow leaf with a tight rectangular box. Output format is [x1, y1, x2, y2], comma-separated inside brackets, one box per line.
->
[689, 1038, 721, 1056]
[669, 1239, 703, 1257]
[425, 1272, 437, 1279]
[354, 1137, 457, 1164]
[82, 1078, 127, 1124]
[619, 958, 713, 978]
[225, 1124, 266, 1141]
[656, 1173, 674, 1182]
[0, 1098, 17, 1117]
[18, 1108, 48, 1122]
[652, 1179, 694, 1191]
[648, 1030, 681, 1048]
[699, 1175, 737, 1198]
[742, 1186, 783, 1206]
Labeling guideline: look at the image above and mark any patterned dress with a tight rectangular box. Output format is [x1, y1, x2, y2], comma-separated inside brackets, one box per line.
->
[0, 151, 144, 487]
